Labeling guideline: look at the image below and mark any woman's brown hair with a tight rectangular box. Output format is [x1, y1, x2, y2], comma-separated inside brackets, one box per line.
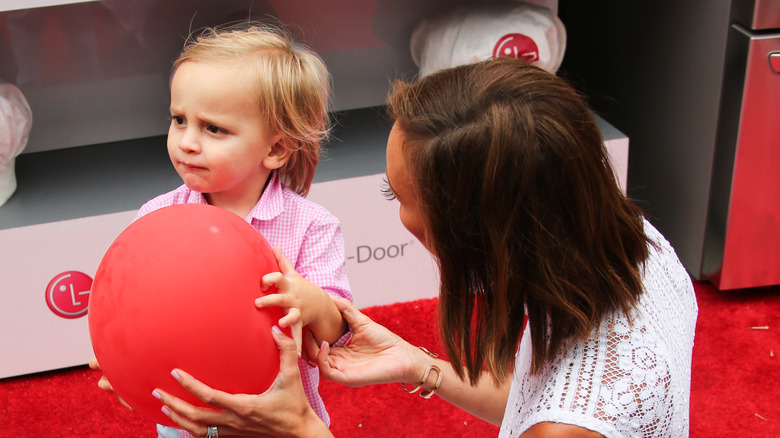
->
[387, 58, 650, 383]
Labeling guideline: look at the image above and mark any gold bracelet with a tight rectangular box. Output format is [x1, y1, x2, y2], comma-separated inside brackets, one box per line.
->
[401, 364, 436, 394]
[401, 346, 441, 398]
[419, 365, 442, 399]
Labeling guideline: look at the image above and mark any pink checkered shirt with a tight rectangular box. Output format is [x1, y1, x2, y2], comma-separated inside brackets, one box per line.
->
[139, 173, 352, 436]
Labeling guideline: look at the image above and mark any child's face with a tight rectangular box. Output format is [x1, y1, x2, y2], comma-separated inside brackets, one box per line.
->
[167, 61, 282, 203]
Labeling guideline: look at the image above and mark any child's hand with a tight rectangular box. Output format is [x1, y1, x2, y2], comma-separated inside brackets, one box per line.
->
[88, 357, 134, 411]
[257, 247, 326, 356]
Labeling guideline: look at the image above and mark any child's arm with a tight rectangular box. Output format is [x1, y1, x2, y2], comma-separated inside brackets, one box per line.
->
[258, 247, 347, 354]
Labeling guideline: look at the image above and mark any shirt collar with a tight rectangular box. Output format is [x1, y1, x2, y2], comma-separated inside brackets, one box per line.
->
[248, 171, 285, 222]
[188, 190, 209, 205]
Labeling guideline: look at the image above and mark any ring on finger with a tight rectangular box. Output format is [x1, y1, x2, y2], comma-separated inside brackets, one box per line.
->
[206, 425, 219, 438]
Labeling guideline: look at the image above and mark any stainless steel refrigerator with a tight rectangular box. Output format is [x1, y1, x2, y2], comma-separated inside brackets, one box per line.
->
[702, 0, 780, 290]
[557, 0, 779, 291]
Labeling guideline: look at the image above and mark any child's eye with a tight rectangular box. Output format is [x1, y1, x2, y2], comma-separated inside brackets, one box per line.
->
[171, 115, 185, 126]
[206, 124, 227, 135]
[380, 177, 396, 201]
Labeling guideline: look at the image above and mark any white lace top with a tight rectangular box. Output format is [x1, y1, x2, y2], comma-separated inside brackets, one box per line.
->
[499, 220, 698, 438]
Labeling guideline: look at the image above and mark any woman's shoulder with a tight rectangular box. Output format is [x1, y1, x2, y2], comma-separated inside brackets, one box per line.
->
[637, 217, 698, 329]
[503, 290, 693, 437]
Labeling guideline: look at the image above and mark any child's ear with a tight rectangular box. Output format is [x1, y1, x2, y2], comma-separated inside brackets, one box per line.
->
[263, 136, 291, 170]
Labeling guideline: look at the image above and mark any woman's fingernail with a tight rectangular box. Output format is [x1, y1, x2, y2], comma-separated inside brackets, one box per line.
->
[161, 406, 171, 417]
[152, 390, 161, 400]
[170, 370, 181, 381]
[307, 360, 317, 368]
[272, 325, 282, 335]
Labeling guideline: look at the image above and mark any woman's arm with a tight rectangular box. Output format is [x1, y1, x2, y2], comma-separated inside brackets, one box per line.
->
[312, 297, 512, 426]
[423, 356, 512, 425]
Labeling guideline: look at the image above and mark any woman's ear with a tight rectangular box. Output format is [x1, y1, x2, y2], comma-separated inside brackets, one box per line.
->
[263, 136, 291, 170]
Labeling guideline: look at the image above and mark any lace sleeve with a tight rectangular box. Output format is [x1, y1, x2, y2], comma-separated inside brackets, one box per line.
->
[499, 220, 697, 438]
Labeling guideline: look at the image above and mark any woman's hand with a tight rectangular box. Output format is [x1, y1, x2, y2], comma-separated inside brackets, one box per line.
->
[88, 357, 133, 411]
[309, 297, 426, 387]
[153, 325, 332, 438]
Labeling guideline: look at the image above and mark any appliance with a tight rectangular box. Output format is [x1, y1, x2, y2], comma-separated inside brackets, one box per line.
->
[702, 0, 780, 290]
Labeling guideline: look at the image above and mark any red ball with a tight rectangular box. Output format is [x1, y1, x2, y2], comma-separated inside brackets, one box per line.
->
[88, 204, 284, 427]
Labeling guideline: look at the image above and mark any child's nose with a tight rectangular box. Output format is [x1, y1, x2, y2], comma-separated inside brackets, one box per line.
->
[179, 128, 201, 153]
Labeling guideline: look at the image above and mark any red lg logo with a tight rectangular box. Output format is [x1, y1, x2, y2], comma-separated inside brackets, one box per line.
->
[45, 271, 93, 319]
[493, 33, 539, 63]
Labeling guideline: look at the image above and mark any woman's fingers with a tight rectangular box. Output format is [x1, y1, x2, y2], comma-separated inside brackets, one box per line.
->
[154, 325, 323, 437]
[162, 325, 299, 412]
[314, 339, 336, 373]
[117, 395, 134, 411]
[166, 369, 233, 411]
[331, 296, 370, 327]
[302, 327, 320, 363]
[271, 324, 304, 376]
[290, 321, 303, 357]
[153, 387, 225, 434]
[88, 359, 135, 411]
[97, 374, 113, 391]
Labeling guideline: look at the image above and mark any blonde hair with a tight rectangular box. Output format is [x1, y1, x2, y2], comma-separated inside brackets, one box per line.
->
[174, 22, 331, 196]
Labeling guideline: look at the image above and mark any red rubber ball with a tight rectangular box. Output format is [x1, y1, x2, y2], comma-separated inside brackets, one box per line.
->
[88, 204, 283, 427]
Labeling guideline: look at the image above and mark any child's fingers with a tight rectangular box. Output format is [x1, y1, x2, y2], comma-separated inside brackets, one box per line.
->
[278, 308, 302, 328]
[272, 246, 297, 276]
[261, 272, 288, 292]
[255, 293, 294, 309]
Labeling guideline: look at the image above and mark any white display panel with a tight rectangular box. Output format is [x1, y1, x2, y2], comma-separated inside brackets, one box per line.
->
[0, 210, 135, 378]
[0, 174, 439, 379]
[0, 0, 98, 13]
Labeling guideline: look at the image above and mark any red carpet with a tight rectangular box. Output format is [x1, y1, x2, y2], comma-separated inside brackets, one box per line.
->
[1, 280, 778, 437]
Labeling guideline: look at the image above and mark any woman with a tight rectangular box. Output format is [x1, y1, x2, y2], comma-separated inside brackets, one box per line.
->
[155, 58, 698, 437]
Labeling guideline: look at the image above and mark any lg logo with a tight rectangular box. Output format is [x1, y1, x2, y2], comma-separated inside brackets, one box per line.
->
[493, 33, 539, 63]
[45, 271, 92, 319]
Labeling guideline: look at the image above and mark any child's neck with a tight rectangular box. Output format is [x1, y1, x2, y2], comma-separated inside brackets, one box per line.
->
[204, 184, 268, 220]
[203, 173, 272, 219]
[204, 192, 259, 220]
